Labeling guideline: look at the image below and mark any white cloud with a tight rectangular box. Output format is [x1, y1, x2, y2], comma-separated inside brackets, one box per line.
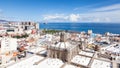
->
[94, 4, 120, 12]
[81, 9, 120, 22]
[42, 10, 120, 22]
[74, 8, 79, 11]
[43, 14, 68, 22]
[69, 14, 80, 22]
[43, 14, 81, 22]
[42, 4, 120, 22]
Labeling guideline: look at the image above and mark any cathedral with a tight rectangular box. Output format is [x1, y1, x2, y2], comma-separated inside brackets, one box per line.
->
[47, 32, 80, 62]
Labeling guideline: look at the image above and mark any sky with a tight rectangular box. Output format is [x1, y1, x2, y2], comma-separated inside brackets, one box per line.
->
[0, 0, 120, 22]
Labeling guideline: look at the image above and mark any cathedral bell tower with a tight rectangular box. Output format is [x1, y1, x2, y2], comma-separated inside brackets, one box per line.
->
[60, 32, 66, 42]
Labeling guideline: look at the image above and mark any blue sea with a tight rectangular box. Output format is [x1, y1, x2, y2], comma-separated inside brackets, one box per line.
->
[39, 23, 120, 34]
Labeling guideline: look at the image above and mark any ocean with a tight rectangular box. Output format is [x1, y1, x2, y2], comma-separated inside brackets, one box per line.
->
[39, 23, 120, 34]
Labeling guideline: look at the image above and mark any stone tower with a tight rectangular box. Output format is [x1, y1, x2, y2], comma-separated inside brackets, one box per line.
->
[60, 32, 66, 42]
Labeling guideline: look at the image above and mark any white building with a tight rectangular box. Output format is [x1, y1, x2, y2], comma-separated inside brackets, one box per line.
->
[1, 37, 17, 53]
